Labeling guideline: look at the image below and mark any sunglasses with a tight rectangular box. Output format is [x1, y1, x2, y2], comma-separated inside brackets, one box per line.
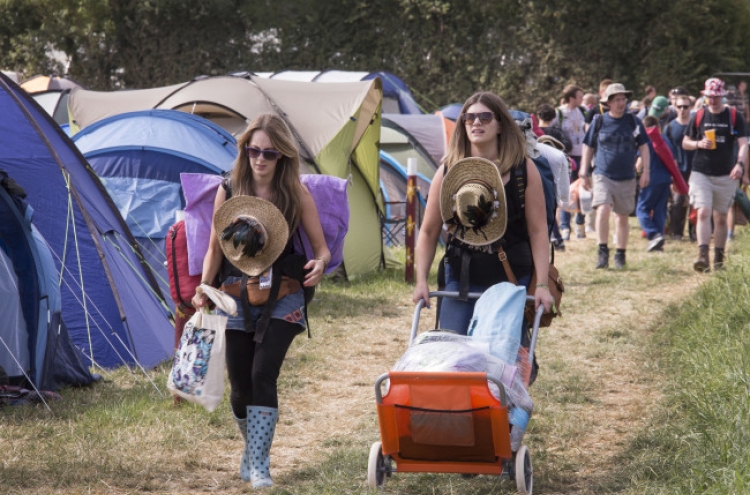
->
[245, 146, 281, 160]
[461, 112, 495, 125]
[676, 105, 690, 110]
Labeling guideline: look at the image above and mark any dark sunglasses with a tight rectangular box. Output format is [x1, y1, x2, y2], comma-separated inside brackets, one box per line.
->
[676, 105, 690, 110]
[245, 146, 281, 160]
[461, 112, 494, 125]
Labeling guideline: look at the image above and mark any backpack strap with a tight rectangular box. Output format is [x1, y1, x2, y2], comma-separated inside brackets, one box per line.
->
[695, 106, 737, 135]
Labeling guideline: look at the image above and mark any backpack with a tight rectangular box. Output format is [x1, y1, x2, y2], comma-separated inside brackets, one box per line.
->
[514, 116, 559, 237]
[556, 106, 587, 127]
[695, 105, 737, 136]
[166, 219, 203, 316]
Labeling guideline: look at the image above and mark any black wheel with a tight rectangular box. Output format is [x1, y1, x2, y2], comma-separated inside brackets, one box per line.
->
[368, 441, 386, 488]
[514, 445, 533, 494]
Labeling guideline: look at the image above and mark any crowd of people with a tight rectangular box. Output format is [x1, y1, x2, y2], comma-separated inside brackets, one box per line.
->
[537, 77, 749, 271]
[180, 76, 750, 487]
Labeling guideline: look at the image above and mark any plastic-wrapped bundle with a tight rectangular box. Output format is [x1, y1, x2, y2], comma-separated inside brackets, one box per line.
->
[393, 331, 533, 449]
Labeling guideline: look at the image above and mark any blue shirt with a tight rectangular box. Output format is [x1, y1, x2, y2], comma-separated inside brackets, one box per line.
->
[647, 136, 675, 186]
[584, 113, 650, 180]
[664, 119, 694, 175]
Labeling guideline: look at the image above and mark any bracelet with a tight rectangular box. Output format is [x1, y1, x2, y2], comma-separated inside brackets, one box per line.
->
[315, 257, 329, 267]
[201, 279, 211, 285]
[536, 283, 549, 289]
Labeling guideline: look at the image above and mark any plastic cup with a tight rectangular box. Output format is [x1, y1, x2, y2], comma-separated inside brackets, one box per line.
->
[705, 129, 716, 149]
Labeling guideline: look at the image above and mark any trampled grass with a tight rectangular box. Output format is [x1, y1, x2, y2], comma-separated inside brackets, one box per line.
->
[2, 222, 750, 494]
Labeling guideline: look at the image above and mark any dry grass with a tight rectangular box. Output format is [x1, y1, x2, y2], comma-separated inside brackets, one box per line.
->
[0, 218, 723, 494]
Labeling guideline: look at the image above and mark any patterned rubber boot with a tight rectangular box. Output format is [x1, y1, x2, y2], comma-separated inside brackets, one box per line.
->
[233, 412, 251, 482]
[247, 406, 278, 488]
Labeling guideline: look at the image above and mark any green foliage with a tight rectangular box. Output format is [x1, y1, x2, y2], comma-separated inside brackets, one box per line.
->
[1, 0, 750, 108]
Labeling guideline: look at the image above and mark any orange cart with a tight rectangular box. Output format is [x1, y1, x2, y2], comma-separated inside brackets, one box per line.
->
[368, 291, 542, 494]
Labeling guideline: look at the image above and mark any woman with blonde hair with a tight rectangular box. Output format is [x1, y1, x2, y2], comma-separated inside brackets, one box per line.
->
[193, 113, 329, 488]
[413, 91, 552, 333]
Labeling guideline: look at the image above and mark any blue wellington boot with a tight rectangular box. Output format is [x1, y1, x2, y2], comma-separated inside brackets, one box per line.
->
[247, 405, 278, 488]
[233, 412, 251, 482]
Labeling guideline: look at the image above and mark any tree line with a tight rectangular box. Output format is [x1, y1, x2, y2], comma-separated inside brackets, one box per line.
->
[2, 0, 750, 112]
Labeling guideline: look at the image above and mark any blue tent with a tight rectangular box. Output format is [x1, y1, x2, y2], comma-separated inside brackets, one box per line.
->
[0, 72, 174, 370]
[72, 110, 237, 299]
[0, 172, 96, 390]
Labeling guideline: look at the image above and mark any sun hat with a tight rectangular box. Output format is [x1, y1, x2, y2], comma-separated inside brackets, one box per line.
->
[214, 195, 289, 276]
[701, 77, 727, 97]
[648, 96, 670, 117]
[602, 83, 633, 102]
[440, 157, 507, 246]
[537, 135, 565, 152]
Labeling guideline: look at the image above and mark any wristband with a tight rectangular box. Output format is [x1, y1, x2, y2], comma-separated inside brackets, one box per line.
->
[201, 279, 211, 285]
[536, 283, 549, 289]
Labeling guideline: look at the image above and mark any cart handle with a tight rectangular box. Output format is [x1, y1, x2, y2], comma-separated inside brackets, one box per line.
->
[412, 291, 544, 367]
[374, 372, 507, 407]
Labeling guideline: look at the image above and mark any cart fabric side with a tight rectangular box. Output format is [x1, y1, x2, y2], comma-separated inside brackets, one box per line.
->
[376, 371, 512, 475]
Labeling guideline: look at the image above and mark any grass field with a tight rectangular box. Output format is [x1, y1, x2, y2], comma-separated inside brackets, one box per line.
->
[2, 220, 749, 494]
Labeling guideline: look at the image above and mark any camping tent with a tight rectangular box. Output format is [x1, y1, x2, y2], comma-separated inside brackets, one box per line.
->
[68, 74, 385, 279]
[382, 114, 450, 177]
[0, 172, 96, 390]
[379, 152, 430, 246]
[0, 72, 174, 370]
[30, 90, 74, 125]
[256, 70, 423, 115]
[72, 109, 237, 300]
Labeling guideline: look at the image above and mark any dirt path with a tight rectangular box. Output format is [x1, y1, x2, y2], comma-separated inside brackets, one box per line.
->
[271, 229, 707, 492]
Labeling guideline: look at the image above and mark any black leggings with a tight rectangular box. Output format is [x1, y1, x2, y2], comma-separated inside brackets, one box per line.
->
[225, 319, 302, 417]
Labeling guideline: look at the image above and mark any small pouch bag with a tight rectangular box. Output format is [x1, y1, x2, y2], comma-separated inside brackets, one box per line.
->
[221, 275, 301, 305]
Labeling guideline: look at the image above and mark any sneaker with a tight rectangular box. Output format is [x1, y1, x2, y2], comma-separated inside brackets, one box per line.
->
[585, 225, 596, 234]
[561, 228, 571, 241]
[595, 246, 609, 269]
[552, 239, 566, 252]
[576, 225, 586, 239]
[614, 252, 626, 269]
[647, 234, 665, 252]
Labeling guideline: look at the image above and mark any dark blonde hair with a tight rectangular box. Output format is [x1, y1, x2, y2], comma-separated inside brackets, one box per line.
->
[231, 113, 303, 233]
[443, 92, 526, 176]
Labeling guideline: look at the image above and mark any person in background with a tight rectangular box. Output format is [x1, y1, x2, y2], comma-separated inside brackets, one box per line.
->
[580, 83, 651, 269]
[585, 78, 614, 131]
[583, 93, 599, 111]
[664, 93, 696, 240]
[555, 85, 587, 240]
[682, 77, 749, 271]
[192, 113, 330, 488]
[646, 96, 673, 130]
[537, 102, 571, 251]
[636, 115, 681, 252]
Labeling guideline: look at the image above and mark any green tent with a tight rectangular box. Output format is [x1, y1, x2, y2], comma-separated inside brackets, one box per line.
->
[68, 74, 385, 279]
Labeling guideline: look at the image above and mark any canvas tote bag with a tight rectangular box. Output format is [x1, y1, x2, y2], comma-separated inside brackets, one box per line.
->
[167, 284, 237, 411]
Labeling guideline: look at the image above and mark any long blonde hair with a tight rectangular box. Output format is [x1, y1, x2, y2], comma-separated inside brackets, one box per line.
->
[231, 113, 303, 233]
[443, 92, 526, 176]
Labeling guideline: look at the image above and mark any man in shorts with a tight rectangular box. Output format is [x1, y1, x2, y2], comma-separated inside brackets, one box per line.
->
[682, 77, 749, 271]
[580, 83, 651, 269]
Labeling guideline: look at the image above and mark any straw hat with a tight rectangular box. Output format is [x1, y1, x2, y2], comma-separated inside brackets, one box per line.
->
[537, 135, 565, 152]
[440, 157, 507, 246]
[214, 196, 289, 276]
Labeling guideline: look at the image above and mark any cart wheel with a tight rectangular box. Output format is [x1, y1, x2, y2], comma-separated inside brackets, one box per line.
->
[515, 445, 533, 494]
[368, 441, 387, 488]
